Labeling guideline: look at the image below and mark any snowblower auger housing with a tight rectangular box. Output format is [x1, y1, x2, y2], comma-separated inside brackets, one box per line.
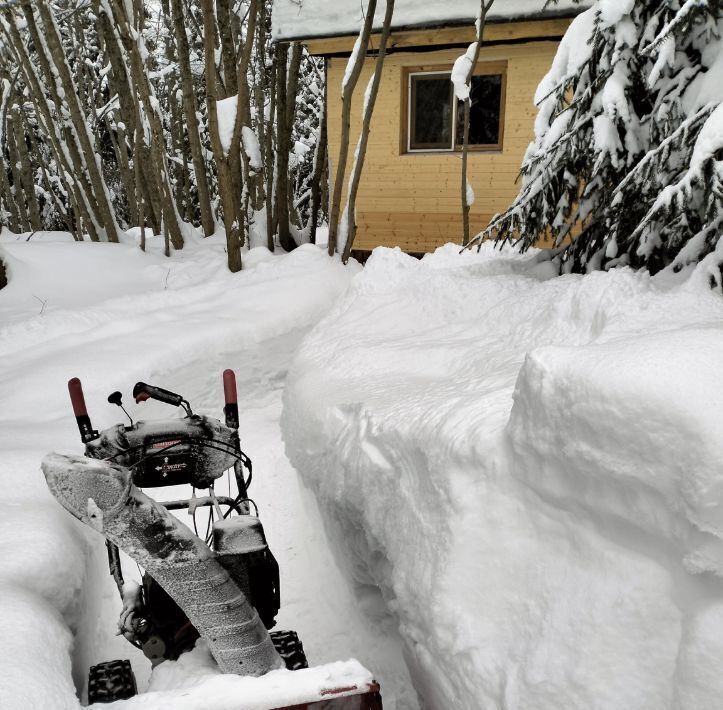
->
[46, 372, 383, 708]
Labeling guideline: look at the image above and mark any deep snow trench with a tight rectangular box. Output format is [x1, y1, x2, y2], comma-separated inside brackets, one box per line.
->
[0, 232, 416, 710]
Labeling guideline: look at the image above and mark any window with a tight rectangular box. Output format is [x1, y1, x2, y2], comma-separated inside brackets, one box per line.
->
[410, 73, 454, 150]
[404, 62, 506, 153]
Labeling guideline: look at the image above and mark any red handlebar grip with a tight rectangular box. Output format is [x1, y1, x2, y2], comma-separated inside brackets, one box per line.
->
[135, 391, 150, 403]
[68, 378, 88, 416]
[223, 369, 237, 404]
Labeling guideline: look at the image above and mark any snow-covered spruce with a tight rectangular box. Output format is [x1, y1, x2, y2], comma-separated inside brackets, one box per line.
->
[477, 0, 723, 276]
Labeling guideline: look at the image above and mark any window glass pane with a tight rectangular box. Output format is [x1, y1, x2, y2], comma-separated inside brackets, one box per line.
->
[410, 75, 453, 149]
[456, 74, 503, 146]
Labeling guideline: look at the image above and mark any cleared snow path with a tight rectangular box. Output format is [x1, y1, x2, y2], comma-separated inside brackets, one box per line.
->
[0, 232, 416, 710]
[120, 331, 418, 708]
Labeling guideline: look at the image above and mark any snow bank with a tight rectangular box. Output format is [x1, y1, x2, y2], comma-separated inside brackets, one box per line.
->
[96, 645, 374, 709]
[0, 233, 362, 709]
[282, 244, 723, 710]
[273, 0, 590, 41]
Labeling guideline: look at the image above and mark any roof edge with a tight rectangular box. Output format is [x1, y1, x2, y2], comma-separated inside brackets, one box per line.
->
[273, 8, 585, 44]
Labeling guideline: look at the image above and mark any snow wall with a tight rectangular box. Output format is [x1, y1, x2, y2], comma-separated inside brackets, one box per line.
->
[282, 244, 723, 710]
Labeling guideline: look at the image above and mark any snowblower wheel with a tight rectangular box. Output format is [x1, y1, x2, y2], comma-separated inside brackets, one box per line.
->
[87, 660, 137, 703]
[270, 630, 308, 670]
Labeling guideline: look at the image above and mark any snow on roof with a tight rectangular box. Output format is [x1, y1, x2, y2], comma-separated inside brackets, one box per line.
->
[273, 0, 590, 42]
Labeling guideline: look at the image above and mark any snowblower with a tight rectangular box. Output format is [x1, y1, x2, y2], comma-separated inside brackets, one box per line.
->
[42, 372, 383, 708]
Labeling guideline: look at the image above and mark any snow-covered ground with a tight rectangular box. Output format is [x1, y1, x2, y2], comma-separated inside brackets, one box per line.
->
[0, 231, 415, 709]
[4, 230, 723, 710]
[283, 243, 723, 710]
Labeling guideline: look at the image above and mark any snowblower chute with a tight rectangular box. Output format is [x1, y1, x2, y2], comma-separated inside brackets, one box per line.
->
[42, 373, 383, 709]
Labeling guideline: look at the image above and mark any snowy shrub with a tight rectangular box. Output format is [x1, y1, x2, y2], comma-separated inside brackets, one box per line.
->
[479, 0, 723, 277]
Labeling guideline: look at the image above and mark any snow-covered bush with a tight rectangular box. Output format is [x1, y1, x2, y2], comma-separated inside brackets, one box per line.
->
[479, 0, 722, 277]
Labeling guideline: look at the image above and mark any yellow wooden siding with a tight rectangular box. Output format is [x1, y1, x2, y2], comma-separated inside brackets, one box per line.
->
[327, 39, 561, 253]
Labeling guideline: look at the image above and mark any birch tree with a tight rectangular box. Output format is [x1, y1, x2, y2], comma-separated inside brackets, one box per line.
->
[339, 0, 395, 263]
[327, 0, 377, 257]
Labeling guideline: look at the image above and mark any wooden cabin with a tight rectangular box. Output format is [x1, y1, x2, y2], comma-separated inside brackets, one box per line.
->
[273, 1, 589, 255]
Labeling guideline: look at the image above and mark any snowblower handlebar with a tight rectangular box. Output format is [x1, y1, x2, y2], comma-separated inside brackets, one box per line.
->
[133, 382, 192, 415]
[133, 382, 181, 406]
[68, 378, 99, 443]
[223, 369, 239, 429]
[68, 377, 88, 416]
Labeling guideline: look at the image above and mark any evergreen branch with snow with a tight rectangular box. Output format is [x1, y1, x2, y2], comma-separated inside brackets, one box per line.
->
[471, 0, 723, 278]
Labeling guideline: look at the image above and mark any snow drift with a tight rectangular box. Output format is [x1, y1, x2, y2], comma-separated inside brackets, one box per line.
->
[282, 244, 723, 710]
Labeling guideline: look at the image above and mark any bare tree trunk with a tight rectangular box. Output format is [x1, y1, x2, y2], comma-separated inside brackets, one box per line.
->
[105, 117, 128, 222]
[461, 0, 494, 246]
[135, 122, 146, 252]
[12, 106, 41, 229]
[265, 43, 278, 250]
[0, 156, 21, 233]
[168, 83, 184, 210]
[171, 0, 215, 236]
[203, 0, 242, 272]
[216, 0, 237, 93]
[273, 43, 289, 250]
[252, 0, 269, 224]
[327, 0, 377, 256]
[275, 41, 302, 251]
[136, 148, 162, 235]
[0, 75, 21, 233]
[285, 42, 303, 233]
[72, 12, 89, 111]
[5, 111, 30, 231]
[180, 122, 193, 223]
[341, 0, 394, 263]
[309, 73, 328, 245]
[232, 0, 260, 245]
[115, 121, 138, 226]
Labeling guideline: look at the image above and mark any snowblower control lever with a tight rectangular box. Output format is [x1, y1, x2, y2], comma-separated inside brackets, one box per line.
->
[223, 369, 239, 429]
[68, 378, 99, 444]
[133, 382, 192, 415]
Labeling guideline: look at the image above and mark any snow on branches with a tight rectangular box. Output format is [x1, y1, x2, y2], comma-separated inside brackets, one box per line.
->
[475, 0, 723, 278]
